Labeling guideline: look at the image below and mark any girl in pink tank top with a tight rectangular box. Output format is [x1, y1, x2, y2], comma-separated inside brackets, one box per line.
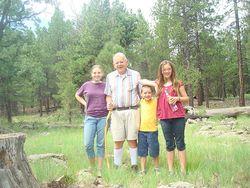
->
[156, 60, 189, 175]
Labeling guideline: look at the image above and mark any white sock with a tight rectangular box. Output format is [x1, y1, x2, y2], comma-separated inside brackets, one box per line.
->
[129, 147, 137, 165]
[114, 148, 123, 166]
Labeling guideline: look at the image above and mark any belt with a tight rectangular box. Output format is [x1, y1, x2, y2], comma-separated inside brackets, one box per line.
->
[113, 106, 139, 111]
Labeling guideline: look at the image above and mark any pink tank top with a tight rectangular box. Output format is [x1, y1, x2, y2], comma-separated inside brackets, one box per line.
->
[157, 82, 186, 119]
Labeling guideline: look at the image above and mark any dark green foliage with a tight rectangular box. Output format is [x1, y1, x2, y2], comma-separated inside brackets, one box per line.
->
[0, 0, 249, 122]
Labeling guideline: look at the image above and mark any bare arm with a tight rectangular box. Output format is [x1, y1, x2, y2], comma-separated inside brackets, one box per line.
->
[106, 95, 114, 110]
[169, 85, 189, 105]
[179, 86, 189, 104]
[139, 79, 159, 94]
[75, 93, 87, 106]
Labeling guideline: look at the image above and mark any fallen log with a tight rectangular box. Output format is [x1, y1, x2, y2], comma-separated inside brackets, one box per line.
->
[28, 153, 66, 162]
[0, 133, 40, 188]
[28, 153, 67, 167]
[186, 106, 250, 119]
[205, 106, 250, 117]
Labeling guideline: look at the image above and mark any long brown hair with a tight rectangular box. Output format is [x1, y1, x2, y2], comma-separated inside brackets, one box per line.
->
[157, 60, 180, 96]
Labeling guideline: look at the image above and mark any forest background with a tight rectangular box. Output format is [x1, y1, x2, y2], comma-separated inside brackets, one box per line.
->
[0, 0, 249, 123]
[0, 1, 250, 187]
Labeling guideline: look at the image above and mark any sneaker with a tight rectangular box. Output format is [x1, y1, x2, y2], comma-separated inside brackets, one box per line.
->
[168, 170, 174, 176]
[139, 170, 146, 176]
[181, 170, 187, 176]
[154, 168, 160, 175]
[113, 164, 119, 169]
[131, 165, 138, 172]
[97, 169, 102, 178]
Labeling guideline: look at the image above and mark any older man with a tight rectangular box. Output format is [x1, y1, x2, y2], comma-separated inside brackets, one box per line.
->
[104, 52, 141, 171]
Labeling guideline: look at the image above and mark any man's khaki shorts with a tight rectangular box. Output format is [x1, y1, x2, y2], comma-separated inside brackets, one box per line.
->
[110, 109, 140, 141]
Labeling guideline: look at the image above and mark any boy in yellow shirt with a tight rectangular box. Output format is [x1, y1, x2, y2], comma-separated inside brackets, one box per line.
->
[138, 85, 159, 174]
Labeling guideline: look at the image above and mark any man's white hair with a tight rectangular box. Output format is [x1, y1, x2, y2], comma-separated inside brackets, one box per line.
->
[113, 52, 127, 62]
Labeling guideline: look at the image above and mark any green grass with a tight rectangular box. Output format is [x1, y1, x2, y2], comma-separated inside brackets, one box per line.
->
[244, 93, 250, 100]
[1, 113, 250, 187]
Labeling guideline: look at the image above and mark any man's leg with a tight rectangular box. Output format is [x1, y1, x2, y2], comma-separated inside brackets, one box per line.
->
[110, 111, 125, 167]
[127, 109, 139, 168]
[114, 141, 124, 166]
[128, 140, 138, 169]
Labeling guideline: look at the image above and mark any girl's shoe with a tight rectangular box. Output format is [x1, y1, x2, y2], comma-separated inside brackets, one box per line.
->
[168, 170, 174, 176]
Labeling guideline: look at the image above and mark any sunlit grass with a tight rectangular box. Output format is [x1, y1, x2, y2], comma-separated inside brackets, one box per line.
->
[1, 112, 249, 187]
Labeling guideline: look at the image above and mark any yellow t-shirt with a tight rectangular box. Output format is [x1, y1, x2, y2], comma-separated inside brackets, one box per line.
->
[139, 98, 158, 132]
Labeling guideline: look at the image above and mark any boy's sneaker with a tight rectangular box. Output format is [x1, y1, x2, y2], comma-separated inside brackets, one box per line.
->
[154, 168, 160, 175]
[131, 165, 138, 172]
[97, 169, 102, 178]
[113, 164, 119, 169]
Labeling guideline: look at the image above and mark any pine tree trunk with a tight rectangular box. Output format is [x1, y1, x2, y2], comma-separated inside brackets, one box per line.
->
[188, 85, 194, 107]
[0, 133, 40, 188]
[39, 99, 43, 117]
[181, 4, 193, 107]
[233, 0, 245, 106]
[194, 17, 203, 106]
[197, 80, 203, 106]
[46, 97, 50, 114]
[38, 87, 43, 117]
[69, 110, 72, 124]
[22, 105, 26, 115]
[45, 71, 50, 114]
[220, 75, 225, 100]
[204, 78, 209, 108]
[0, 104, 4, 116]
[5, 99, 12, 123]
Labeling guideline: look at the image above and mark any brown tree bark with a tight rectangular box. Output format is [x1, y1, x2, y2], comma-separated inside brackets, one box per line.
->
[5, 98, 12, 123]
[0, 133, 40, 188]
[181, 4, 194, 107]
[45, 71, 50, 115]
[0, 0, 11, 40]
[38, 87, 43, 117]
[204, 78, 209, 108]
[195, 23, 204, 106]
[233, 0, 245, 106]
[197, 80, 204, 106]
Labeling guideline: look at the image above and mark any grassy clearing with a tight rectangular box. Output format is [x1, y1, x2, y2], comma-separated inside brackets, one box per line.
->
[1, 113, 250, 187]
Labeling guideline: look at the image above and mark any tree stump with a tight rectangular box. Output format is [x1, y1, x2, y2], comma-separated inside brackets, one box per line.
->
[0, 133, 40, 188]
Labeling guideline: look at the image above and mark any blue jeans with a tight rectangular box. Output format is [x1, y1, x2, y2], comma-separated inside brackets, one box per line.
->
[83, 115, 106, 158]
[160, 118, 186, 151]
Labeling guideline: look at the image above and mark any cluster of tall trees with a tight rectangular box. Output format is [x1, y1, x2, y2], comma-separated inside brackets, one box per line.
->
[0, 0, 249, 123]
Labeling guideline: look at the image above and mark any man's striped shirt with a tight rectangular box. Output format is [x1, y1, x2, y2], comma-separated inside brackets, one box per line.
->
[104, 68, 141, 108]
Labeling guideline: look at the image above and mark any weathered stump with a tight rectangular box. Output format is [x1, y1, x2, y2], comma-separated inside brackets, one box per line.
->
[0, 133, 40, 188]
